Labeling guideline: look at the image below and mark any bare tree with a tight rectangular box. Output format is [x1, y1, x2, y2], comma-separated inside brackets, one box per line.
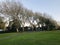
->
[0, 0, 23, 32]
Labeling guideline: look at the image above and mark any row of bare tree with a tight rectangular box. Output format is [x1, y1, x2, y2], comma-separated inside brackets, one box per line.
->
[0, 0, 58, 32]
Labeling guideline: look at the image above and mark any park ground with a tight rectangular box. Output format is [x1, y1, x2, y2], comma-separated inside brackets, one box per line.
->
[0, 30, 60, 45]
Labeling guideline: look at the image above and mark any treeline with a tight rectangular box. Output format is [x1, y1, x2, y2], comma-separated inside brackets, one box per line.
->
[0, 0, 58, 32]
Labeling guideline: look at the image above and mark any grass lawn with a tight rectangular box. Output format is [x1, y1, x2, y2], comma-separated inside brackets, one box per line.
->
[0, 31, 60, 45]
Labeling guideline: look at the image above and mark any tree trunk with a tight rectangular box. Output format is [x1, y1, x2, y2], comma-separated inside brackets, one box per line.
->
[16, 28, 19, 32]
[23, 27, 24, 32]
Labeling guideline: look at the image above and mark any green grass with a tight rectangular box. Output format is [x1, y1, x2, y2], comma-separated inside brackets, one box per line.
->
[0, 31, 60, 45]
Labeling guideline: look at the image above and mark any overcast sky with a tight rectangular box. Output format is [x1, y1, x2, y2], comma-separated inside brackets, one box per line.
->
[21, 0, 60, 22]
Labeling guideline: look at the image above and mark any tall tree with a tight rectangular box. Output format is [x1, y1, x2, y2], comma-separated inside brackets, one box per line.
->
[0, 0, 23, 32]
